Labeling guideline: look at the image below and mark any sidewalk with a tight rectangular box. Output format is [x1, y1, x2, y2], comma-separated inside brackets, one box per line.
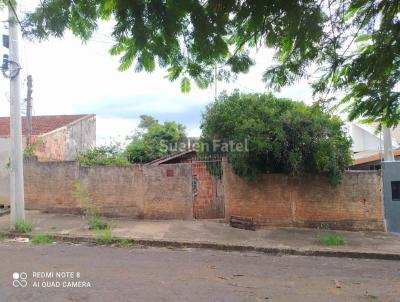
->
[1, 210, 399, 260]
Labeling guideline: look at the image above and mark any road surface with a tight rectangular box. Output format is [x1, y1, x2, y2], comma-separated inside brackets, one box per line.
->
[0, 241, 399, 302]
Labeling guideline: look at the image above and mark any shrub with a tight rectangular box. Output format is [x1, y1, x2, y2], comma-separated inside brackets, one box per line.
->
[319, 233, 345, 246]
[31, 234, 54, 245]
[23, 138, 44, 160]
[14, 221, 32, 233]
[75, 144, 130, 167]
[201, 91, 352, 186]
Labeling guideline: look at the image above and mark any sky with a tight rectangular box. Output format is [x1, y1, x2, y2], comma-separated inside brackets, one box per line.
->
[0, 1, 314, 145]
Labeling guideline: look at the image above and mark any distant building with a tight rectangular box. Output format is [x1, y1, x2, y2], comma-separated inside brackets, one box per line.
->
[349, 123, 400, 170]
[0, 114, 96, 205]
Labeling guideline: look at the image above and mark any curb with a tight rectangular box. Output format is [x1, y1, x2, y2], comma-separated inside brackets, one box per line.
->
[1, 231, 400, 261]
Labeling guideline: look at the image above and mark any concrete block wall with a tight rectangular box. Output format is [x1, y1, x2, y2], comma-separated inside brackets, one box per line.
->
[222, 161, 385, 231]
[24, 159, 193, 219]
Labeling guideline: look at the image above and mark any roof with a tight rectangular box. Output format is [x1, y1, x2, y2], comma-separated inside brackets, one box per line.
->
[147, 149, 196, 166]
[369, 122, 400, 144]
[352, 149, 400, 166]
[0, 114, 94, 137]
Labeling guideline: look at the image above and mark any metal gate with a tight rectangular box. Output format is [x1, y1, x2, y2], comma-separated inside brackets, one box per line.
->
[383, 162, 400, 233]
[191, 154, 224, 219]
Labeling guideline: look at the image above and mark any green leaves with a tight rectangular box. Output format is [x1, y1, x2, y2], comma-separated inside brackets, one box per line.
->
[355, 34, 371, 43]
[22, 0, 400, 125]
[125, 115, 187, 163]
[201, 92, 352, 186]
[180, 77, 191, 93]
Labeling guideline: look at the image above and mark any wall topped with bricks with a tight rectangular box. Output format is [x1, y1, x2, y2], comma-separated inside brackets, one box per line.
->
[24, 159, 192, 219]
[222, 161, 384, 231]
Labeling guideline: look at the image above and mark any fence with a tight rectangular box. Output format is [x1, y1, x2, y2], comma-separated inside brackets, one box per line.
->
[24, 158, 193, 219]
[222, 160, 384, 231]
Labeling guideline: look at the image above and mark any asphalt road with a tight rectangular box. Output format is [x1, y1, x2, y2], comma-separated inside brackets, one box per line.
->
[0, 241, 399, 302]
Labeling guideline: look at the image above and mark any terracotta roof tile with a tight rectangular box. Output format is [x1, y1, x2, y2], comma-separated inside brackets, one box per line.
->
[0, 114, 91, 137]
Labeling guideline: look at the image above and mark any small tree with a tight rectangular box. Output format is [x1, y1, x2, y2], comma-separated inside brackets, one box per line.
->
[125, 116, 187, 163]
[201, 91, 352, 186]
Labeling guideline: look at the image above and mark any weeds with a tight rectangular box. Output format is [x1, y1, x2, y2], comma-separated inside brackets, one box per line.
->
[116, 239, 135, 248]
[95, 229, 114, 245]
[71, 181, 109, 230]
[14, 221, 32, 233]
[367, 294, 379, 301]
[319, 233, 345, 246]
[31, 234, 54, 245]
[87, 216, 109, 230]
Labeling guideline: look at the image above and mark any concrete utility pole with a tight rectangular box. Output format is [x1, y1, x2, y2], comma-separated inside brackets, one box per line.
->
[214, 65, 218, 100]
[383, 126, 394, 161]
[26, 75, 33, 145]
[8, 1, 25, 227]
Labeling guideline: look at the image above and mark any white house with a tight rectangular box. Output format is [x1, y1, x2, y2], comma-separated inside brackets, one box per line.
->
[349, 123, 400, 169]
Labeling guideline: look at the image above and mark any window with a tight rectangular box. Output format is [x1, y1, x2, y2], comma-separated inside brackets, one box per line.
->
[391, 181, 400, 201]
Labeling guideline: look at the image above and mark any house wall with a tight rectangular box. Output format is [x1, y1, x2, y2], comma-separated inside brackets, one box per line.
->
[351, 123, 382, 152]
[223, 161, 384, 231]
[36, 116, 96, 161]
[0, 137, 10, 205]
[65, 115, 96, 160]
[382, 162, 400, 233]
[24, 159, 193, 219]
[0, 137, 28, 205]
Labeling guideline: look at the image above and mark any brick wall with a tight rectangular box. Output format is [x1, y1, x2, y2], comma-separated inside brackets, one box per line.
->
[24, 159, 192, 219]
[34, 115, 96, 161]
[34, 131, 66, 161]
[223, 161, 384, 231]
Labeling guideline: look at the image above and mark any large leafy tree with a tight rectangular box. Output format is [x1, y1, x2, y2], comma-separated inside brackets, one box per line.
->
[201, 91, 352, 185]
[23, 0, 400, 126]
[125, 115, 187, 163]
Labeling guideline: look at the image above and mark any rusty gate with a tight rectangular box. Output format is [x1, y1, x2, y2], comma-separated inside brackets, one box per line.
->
[191, 154, 224, 219]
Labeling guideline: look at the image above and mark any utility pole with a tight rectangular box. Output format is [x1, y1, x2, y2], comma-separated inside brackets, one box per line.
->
[214, 65, 218, 100]
[26, 75, 33, 145]
[383, 126, 394, 161]
[8, 1, 25, 227]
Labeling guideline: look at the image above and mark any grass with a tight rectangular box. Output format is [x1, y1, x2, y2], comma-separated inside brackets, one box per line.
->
[366, 293, 379, 301]
[95, 229, 114, 245]
[0, 234, 6, 241]
[88, 216, 109, 230]
[14, 221, 32, 233]
[31, 234, 54, 245]
[116, 239, 135, 248]
[318, 232, 345, 246]
[94, 230, 135, 247]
